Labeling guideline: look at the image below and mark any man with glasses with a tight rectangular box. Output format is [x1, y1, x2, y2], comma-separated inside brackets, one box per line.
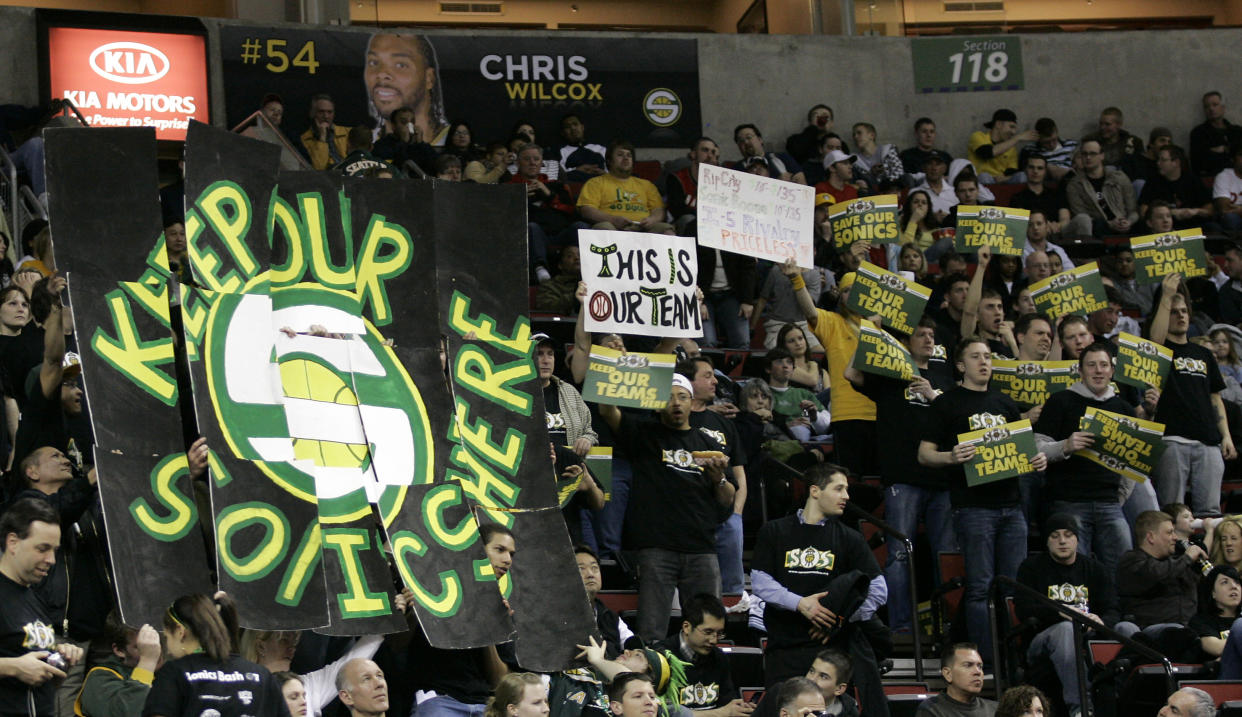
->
[1064, 139, 1139, 239]
[653, 593, 753, 717]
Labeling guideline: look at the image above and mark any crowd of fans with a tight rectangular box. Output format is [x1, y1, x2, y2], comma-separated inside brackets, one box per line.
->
[7, 81, 1242, 717]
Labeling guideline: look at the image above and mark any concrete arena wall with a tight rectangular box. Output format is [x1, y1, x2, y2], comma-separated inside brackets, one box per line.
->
[3, 6, 1239, 168]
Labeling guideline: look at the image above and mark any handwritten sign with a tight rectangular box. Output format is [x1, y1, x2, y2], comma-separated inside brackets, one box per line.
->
[581, 345, 675, 409]
[1115, 332, 1173, 391]
[959, 419, 1037, 486]
[1131, 228, 1210, 285]
[1077, 407, 1166, 482]
[827, 195, 901, 251]
[990, 360, 1077, 410]
[579, 230, 700, 338]
[696, 164, 815, 267]
[844, 261, 931, 335]
[1029, 262, 1109, 320]
[954, 205, 1029, 256]
[851, 322, 917, 381]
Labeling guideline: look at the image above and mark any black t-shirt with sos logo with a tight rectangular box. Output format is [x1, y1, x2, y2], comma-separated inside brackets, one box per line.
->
[0, 572, 57, 716]
[1157, 341, 1226, 445]
[544, 383, 568, 447]
[616, 414, 731, 553]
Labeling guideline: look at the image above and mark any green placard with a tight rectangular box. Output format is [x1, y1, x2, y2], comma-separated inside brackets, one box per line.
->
[990, 360, 1077, 410]
[851, 322, 917, 381]
[911, 36, 1025, 94]
[581, 345, 675, 409]
[586, 447, 613, 500]
[1076, 407, 1167, 483]
[954, 205, 1029, 256]
[1029, 262, 1109, 320]
[845, 261, 931, 335]
[828, 195, 901, 250]
[959, 419, 1037, 486]
[1130, 228, 1211, 285]
[1115, 332, 1173, 391]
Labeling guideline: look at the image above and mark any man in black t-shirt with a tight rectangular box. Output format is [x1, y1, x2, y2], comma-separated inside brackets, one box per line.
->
[1009, 156, 1068, 236]
[1148, 274, 1236, 517]
[1138, 145, 1213, 230]
[653, 594, 750, 717]
[678, 357, 748, 595]
[918, 337, 1048, 663]
[576, 545, 636, 659]
[597, 376, 735, 642]
[750, 464, 887, 717]
[1035, 342, 1158, 579]
[0, 498, 82, 716]
[844, 316, 953, 634]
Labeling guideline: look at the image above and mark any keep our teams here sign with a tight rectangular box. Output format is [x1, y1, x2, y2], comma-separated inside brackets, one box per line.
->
[990, 360, 1077, 409]
[845, 261, 930, 336]
[1076, 407, 1167, 482]
[959, 419, 1037, 486]
[1029, 262, 1109, 320]
[696, 164, 815, 268]
[828, 195, 900, 250]
[1115, 332, 1173, 390]
[1130, 229, 1210, 285]
[580, 345, 675, 409]
[851, 322, 917, 381]
[578, 230, 700, 338]
[954, 205, 1028, 256]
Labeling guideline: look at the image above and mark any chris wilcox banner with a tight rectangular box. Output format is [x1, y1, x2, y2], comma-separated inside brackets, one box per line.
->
[44, 123, 594, 671]
[219, 24, 700, 148]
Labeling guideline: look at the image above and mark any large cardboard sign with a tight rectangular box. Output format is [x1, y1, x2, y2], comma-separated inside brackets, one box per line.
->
[45, 124, 594, 670]
[1077, 408, 1167, 483]
[46, 27, 209, 140]
[578, 230, 700, 338]
[844, 262, 930, 335]
[1131, 229, 1210, 285]
[1029, 262, 1109, 320]
[696, 164, 815, 267]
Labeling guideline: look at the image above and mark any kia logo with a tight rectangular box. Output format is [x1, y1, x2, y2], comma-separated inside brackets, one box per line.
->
[89, 42, 169, 84]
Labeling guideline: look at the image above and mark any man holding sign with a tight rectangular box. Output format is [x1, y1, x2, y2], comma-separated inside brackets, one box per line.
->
[918, 337, 1048, 662]
[845, 315, 955, 634]
[1034, 342, 1159, 578]
[1148, 273, 1236, 517]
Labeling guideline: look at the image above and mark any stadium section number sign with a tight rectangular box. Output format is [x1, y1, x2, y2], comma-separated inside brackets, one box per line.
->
[911, 36, 1024, 94]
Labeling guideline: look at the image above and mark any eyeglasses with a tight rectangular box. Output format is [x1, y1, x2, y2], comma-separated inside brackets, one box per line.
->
[694, 626, 725, 639]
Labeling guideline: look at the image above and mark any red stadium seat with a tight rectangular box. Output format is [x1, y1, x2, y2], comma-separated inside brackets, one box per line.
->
[741, 688, 764, 704]
[1179, 681, 1242, 707]
[633, 160, 662, 183]
[990, 183, 1024, 207]
[597, 590, 639, 615]
[882, 683, 932, 696]
[1089, 640, 1122, 666]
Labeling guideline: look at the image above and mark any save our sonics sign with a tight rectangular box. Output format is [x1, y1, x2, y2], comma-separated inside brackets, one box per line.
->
[47, 27, 209, 141]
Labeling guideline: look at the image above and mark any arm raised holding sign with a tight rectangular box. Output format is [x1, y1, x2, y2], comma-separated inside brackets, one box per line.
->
[960, 244, 991, 339]
[1147, 272, 1183, 346]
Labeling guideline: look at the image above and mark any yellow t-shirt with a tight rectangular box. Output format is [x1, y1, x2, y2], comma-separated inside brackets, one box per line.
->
[576, 173, 664, 222]
[967, 129, 1019, 179]
[810, 310, 876, 422]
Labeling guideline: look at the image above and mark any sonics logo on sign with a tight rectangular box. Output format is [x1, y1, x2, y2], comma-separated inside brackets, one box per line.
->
[203, 280, 435, 526]
[47, 27, 209, 140]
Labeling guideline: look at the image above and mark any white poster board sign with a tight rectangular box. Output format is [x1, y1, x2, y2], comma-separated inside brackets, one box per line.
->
[696, 164, 815, 268]
[577, 230, 701, 338]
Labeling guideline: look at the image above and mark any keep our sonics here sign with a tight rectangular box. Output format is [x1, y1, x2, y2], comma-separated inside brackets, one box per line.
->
[47, 27, 209, 141]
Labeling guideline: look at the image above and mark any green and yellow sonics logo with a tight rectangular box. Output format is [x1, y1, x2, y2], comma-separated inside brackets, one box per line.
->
[203, 279, 435, 528]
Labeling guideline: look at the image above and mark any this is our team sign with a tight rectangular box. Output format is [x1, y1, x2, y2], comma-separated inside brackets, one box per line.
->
[1131, 228, 1210, 285]
[578, 230, 700, 338]
[1029, 262, 1109, 320]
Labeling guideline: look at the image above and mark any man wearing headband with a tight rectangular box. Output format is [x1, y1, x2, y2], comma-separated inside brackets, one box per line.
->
[596, 376, 736, 643]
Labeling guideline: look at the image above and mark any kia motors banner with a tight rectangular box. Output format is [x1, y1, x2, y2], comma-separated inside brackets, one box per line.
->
[219, 25, 700, 148]
[45, 124, 595, 668]
[46, 26, 209, 140]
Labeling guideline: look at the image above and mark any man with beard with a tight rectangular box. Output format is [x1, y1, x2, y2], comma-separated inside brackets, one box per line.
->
[363, 32, 448, 145]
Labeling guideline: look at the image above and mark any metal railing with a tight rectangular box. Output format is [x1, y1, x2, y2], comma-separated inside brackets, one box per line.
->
[230, 110, 313, 170]
[20, 186, 46, 223]
[55, 98, 87, 126]
[845, 501, 923, 681]
[990, 575, 1176, 715]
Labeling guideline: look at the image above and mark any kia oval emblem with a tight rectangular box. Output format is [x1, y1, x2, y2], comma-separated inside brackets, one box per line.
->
[88, 42, 170, 84]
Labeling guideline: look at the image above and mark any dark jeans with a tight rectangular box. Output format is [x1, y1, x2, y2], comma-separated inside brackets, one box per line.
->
[702, 290, 750, 349]
[528, 220, 587, 270]
[953, 505, 1027, 663]
[635, 548, 720, 642]
[884, 484, 956, 631]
